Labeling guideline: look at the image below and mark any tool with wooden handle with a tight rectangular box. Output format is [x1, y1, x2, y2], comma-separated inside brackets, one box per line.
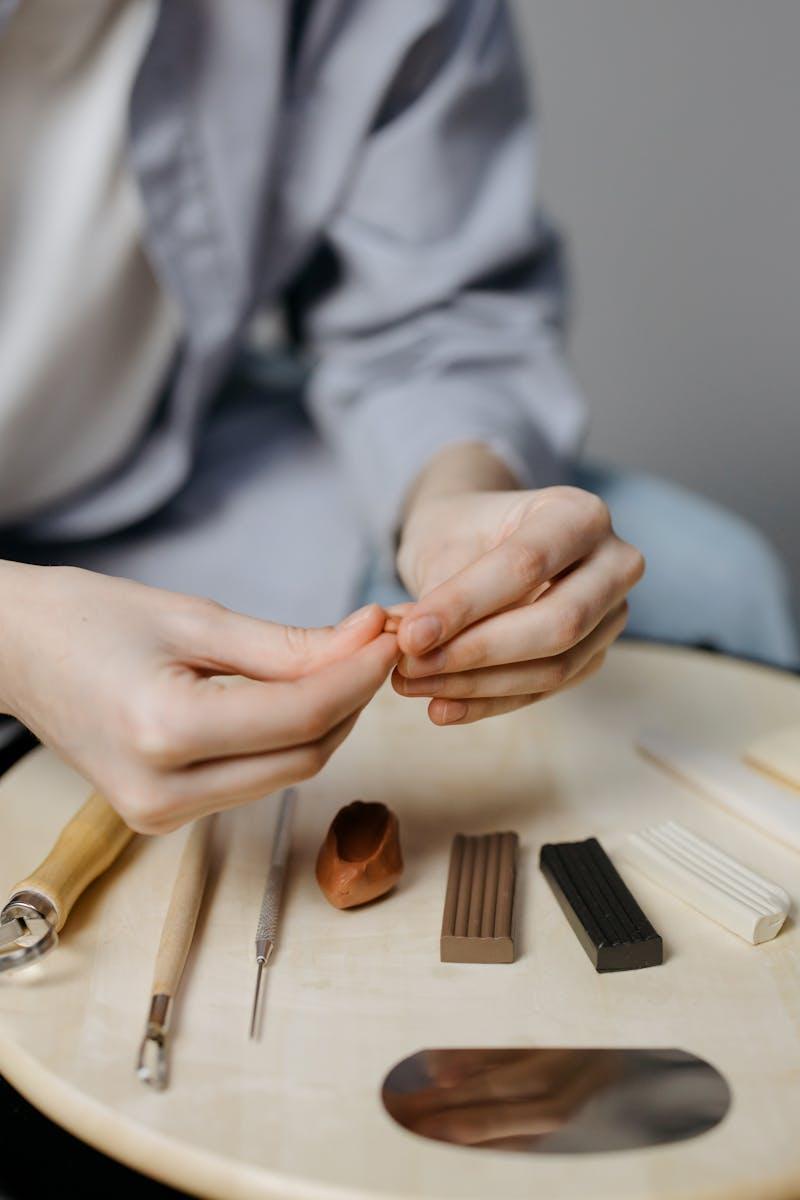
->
[137, 815, 216, 1090]
[0, 791, 134, 973]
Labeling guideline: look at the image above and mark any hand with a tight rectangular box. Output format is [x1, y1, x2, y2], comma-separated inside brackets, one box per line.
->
[386, 1048, 618, 1147]
[394, 476, 644, 725]
[0, 564, 397, 832]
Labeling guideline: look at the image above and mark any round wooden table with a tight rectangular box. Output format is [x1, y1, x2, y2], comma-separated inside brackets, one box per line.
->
[1, 643, 799, 1200]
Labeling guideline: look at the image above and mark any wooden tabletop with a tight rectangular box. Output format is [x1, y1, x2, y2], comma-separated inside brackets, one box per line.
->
[1, 643, 800, 1200]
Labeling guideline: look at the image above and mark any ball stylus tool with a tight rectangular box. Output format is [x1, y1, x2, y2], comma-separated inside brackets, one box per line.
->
[137, 815, 216, 1089]
[0, 792, 134, 973]
[249, 788, 296, 1040]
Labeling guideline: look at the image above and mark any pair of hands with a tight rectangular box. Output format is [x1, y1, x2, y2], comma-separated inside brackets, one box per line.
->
[0, 460, 642, 833]
[387, 1048, 618, 1147]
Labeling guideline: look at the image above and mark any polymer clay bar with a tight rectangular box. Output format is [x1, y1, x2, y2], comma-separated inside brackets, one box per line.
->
[620, 820, 789, 944]
[441, 832, 518, 964]
[540, 837, 663, 972]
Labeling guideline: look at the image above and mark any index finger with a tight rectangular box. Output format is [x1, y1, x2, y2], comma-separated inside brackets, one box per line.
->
[398, 491, 609, 655]
[154, 633, 399, 766]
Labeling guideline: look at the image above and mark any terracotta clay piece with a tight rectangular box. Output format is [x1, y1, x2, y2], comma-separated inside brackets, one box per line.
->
[440, 832, 518, 964]
[540, 837, 663, 972]
[316, 801, 403, 909]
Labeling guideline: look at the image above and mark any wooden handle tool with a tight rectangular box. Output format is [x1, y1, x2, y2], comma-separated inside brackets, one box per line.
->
[137, 815, 216, 1090]
[0, 792, 135, 973]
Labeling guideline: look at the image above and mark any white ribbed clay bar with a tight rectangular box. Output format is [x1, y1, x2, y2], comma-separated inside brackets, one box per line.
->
[620, 820, 790, 944]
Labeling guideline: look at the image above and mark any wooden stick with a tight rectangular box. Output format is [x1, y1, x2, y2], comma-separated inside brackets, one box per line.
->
[138, 815, 216, 1089]
[152, 816, 216, 999]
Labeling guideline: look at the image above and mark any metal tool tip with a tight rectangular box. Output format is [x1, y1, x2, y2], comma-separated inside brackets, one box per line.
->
[249, 960, 265, 1041]
[137, 1031, 168, 1090]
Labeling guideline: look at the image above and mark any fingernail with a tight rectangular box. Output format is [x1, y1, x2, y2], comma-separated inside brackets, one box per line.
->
[401, 676, 444, 696]
[401, 649, 447, 678]
[405, 614, 442, 654]
[441, 700, 468, 723]
[339, 604, 375, 629]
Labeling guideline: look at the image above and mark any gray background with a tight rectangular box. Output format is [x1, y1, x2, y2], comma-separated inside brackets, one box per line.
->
[513, 1, 800, 616]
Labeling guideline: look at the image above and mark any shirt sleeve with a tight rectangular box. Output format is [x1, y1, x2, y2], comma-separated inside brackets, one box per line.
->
[295, 0, 588, 555]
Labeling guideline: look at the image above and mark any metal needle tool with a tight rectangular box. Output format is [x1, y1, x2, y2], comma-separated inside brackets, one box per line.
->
[249, 788, 297, 1040]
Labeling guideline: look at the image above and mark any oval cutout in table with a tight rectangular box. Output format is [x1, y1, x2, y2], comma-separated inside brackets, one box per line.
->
[382, 1046, 731, 1153]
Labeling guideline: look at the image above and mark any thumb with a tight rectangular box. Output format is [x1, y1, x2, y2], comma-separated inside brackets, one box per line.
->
[180, 602, 389, 681]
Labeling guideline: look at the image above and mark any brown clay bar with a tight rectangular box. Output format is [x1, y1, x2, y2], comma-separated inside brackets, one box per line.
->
[440, 832, 518, 964]
[316, 800, 403, 909]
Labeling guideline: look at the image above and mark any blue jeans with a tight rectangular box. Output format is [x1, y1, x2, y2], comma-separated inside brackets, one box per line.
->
[366, 464, 800, 671]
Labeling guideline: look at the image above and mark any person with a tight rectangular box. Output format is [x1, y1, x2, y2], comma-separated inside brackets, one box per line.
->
[0, 1, 795, 834]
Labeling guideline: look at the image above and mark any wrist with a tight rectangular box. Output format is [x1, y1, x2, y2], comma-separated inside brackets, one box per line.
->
[0, 560, 48, 716]
[402, 441, 520, 525]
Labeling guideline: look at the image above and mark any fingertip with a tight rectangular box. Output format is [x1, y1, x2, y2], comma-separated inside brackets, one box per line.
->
[396, 648, 446, 679]
[368, 630, 403, 668]
[428, 698, 468, 726]
[391, 667, 408, 695]
[387, 601, 415, 618]
[398, 612, 443, 656]
[396, 623, 413, 655]
[383, 628, 402, 667]
[384, 601, 415, 635]
[336, 603, 386, 642]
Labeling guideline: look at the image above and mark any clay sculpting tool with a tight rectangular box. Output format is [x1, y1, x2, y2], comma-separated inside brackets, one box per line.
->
[137, 815, 216, 1090]
[637, 728, 800, 853]
[440, 832, 518, 963]
[540, 837, 662, 971]
[249, 788, 296, 1040]
[618, 821, 790, 944]
[0, 792, 134, 973]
